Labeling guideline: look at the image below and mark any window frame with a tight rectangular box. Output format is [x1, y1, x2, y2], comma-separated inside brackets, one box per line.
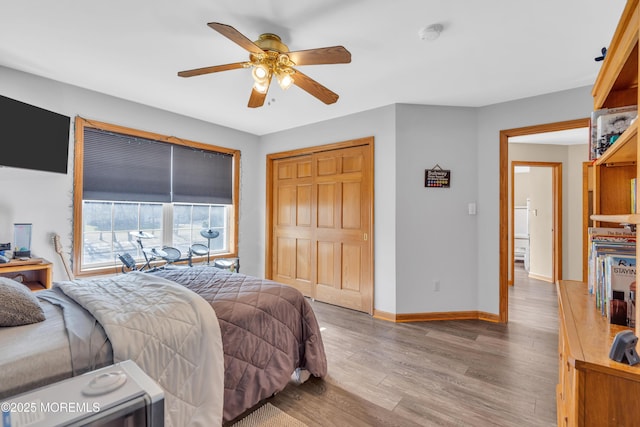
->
[73, 117, 240, 277]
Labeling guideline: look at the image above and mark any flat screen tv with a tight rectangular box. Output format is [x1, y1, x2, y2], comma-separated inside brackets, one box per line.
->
[0, 94, 71, 174]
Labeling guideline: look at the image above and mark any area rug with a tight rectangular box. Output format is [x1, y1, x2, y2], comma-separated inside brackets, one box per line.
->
[231, 403, 308, 427]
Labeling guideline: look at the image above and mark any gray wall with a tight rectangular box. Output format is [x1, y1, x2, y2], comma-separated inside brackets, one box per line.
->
[395, 104, 478, 313]
[259, 106, 398, 313]
[0, 64, 594, 316]
[0, 65, 261, 280]
[476, 87, 592, 314]
[261, 88, 592, 316]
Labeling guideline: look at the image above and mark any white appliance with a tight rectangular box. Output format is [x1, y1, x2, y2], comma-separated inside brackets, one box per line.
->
[2, 360, 163, 427]
[514, 204, 530, 271]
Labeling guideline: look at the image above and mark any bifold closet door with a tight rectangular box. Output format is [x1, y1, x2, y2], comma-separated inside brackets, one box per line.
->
[271, 144, 372, 313]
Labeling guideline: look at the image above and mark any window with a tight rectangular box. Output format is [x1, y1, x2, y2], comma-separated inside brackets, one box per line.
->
[73, 118, 239, 275]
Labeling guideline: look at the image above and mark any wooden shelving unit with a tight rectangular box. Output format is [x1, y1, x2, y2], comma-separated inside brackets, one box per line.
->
[589, 0, 639, 331]
[558, 1, 640, 425]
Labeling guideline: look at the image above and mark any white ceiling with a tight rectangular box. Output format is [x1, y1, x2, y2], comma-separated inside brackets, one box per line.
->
[0, 0, 627, 136]
[509, 127, 590, 145]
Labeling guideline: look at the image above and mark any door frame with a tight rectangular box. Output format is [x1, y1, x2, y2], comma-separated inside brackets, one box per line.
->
[499, 118, 589, 322]
[510, 161, 562, 285]
[582, 161, 594, 283]
[265, 137, 375, 314]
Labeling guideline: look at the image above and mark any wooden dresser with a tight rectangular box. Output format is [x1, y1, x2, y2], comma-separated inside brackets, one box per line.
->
[557, 280, 640, 426]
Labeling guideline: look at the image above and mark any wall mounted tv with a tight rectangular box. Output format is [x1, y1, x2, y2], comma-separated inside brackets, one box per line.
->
[0, 94, 71, 174]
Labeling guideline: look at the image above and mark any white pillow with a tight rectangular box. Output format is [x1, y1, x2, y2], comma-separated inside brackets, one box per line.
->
[0, 277, 46, 326]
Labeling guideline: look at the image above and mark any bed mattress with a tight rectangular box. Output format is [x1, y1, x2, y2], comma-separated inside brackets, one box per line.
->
[0, 287, 113, 398]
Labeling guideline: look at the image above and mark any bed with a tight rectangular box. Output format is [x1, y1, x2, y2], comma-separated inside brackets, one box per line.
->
[0, 265, 327, 426]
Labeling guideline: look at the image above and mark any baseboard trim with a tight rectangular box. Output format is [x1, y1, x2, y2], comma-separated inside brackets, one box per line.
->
[527, 272, 553, 283]
[373, 309, 500, 323]
[372, 310, 397, 322]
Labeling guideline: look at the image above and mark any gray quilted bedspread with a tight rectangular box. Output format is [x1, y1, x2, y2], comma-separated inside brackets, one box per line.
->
[152, 265, 327, 422]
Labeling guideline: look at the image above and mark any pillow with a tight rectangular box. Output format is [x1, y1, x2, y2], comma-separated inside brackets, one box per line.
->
[0, 277, 46, 326]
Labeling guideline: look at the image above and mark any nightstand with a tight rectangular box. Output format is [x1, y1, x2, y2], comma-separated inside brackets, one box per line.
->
[0, 258, 53, 291]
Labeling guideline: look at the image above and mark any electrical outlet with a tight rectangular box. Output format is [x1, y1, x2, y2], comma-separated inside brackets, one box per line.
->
[434, 280, 440, 291]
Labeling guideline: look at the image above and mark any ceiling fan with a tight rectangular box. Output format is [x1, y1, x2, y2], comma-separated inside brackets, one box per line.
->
[178, 22, 351, 108]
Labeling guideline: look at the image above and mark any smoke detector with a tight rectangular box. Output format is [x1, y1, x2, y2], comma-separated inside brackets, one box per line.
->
[419, 24, 443, 41]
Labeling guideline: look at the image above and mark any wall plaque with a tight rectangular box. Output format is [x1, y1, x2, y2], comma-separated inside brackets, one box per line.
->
[425, 164, 450, 188]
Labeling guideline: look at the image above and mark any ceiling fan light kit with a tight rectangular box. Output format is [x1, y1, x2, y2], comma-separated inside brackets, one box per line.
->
[251, 63, 269, 81]
[178, 22, 351, 108]
[276, 70, 294, 90]
[249, 41, 297, 92]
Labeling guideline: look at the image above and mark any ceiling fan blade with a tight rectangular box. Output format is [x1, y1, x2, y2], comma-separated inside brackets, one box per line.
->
[248, 89, 266, 108]
[208, 22, 264, 55]
[248, 78, 271, 108]
[292, 69, 339, 104]
[288, 46, 351, 66]
[178, 62, 247, 78]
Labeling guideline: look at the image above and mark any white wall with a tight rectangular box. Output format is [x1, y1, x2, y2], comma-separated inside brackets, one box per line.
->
[514, 171, 531, 207]
[0, 66, 261, 281]
[528, 167, 553, 279]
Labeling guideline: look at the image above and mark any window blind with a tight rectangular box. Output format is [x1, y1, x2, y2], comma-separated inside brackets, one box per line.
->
[172, 145, 233, 204]
[83, 128, 172, 202]
[83, 128, 233, 204]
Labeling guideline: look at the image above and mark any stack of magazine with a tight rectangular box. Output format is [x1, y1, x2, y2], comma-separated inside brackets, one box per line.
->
[588, 227, 636, 326]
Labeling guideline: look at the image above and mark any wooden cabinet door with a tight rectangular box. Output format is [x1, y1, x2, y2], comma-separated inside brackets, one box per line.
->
[271, 143, 373, 313]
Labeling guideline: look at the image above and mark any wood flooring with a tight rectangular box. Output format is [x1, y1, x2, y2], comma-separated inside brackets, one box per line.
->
[234, 263, 558, 426]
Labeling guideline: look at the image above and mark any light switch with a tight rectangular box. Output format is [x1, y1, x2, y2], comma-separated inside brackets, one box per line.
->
[468, 202, 477, 215]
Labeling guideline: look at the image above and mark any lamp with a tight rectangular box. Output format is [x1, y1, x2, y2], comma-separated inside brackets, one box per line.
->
[276, 70, 293, 90]
[253, 79, 270, 94]
[251, 63, 269, 82]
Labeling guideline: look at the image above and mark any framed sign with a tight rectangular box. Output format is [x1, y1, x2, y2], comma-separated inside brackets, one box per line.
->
[425, 164, 450, 188]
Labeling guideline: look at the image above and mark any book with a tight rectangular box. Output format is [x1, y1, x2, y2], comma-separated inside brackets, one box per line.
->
[591, 245, 635, 308]
[587, 227, 636, 297]
[590, 105, 637, 160]
[604, 254, 636, 326]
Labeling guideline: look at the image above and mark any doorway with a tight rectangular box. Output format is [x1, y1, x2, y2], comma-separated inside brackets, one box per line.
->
[499, 118, 590, 323]
[510, 162, 562, 285]
[265, 137, 374, 314]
